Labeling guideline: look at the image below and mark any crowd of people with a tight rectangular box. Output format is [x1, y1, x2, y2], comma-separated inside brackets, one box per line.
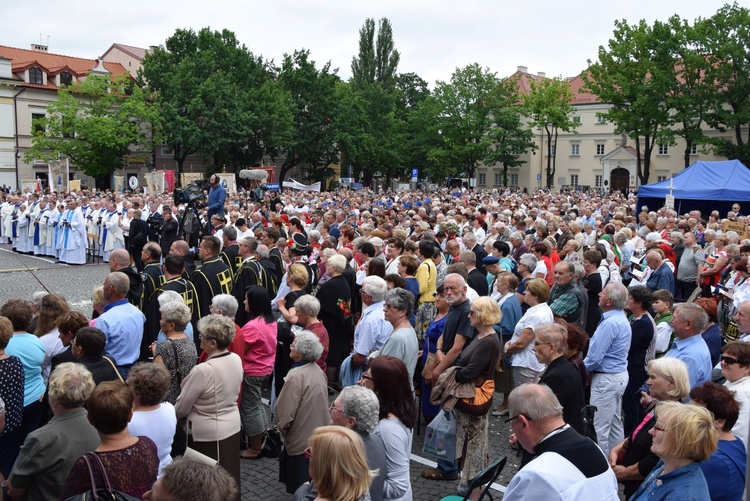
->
[1, 178, 750, 500]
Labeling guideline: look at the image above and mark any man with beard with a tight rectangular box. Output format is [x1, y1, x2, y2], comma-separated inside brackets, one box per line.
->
[422, 273, 475, 482]
[144, 254, 200, 356]
[191, 236, 233, 319]
[206, 174, 226, 220]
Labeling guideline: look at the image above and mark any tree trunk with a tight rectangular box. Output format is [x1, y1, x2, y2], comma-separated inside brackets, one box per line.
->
[683, 143, 691, 169]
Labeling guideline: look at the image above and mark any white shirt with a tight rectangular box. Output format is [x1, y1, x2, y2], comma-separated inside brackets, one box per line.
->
[510, 303, 553, 372]
[725, 376, 750, 450]
[128, 403, 177, 477]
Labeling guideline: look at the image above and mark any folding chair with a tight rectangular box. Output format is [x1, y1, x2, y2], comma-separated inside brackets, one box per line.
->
[439, 455, 508, 501]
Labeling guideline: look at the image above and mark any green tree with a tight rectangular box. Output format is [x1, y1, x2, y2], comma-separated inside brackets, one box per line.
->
[697, 3, 750, 166]
[656, 16, 711, 168]
[276, 49, 342, 187]
[344, 17, 402, 186]
[521, 76, 577, 189]
[584, 19, 672, 186]
[24, 73, 158, 188]
[140, 28, 293, 181]
[394, 73, 437, 185]
[426, 64, 532, 185]
[351, 18, 400, 90]
[487, 81, 536, 186]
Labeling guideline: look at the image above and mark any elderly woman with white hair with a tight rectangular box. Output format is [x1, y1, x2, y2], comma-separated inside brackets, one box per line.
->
[316, 254, 353, 384]
[155, 290, 195, 343]
[5, 363, 100, 501]
[276, 331, 330, 494]
[151, 300, 198, 404]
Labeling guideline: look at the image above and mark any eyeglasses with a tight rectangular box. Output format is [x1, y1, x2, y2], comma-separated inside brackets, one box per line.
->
[329, 402, 345, 414]
[304, 447, 313, 459]
[653, 424, 668, 433]
[721, 355, 740, 365]
[468, 310, 477, 316]
[361, 374, 373, 381]
[505, 414, 529, 424]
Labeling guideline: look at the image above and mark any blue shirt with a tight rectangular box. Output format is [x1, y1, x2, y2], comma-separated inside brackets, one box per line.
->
[97, 298, 146, 366]
[665, 334, 712, 389]
[646, 262, 675, 295]
[701, 438, 746, 501]
[6, 333, 45, 406]
[631, 460, 710, 501]
[207, 183, 226, 218]
[353, 301, 392, 357]
[584, 309, 631, 374]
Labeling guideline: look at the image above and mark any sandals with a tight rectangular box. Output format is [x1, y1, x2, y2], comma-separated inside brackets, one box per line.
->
[240, 448, 262, 459]
[421, 468, 459, 481]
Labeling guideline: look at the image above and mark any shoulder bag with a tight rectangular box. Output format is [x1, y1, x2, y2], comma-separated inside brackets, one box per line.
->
[63, 452, 140, 501]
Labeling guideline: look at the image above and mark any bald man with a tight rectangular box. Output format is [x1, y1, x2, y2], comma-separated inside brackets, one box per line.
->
[108, 248, 143, 307]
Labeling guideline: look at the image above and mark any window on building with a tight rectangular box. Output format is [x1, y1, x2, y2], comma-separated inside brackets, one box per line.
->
[29, 67, 43, 85]
[570, 144, 580, 156]
[478, 173, 486, 186]
[657, 175, 668, 182]
[572, 116, 582, 125]
[549, 145, 556, 156]
[31, 113, 46, 134]
[658, 144, 669, 155]
[570, 174, 579, 186]
[494, 172, 502, 186]
[690, 144, 698, 155]
[59, 72, 72, 86]
[595, 114, 608, 124]
[595, 174, 603, 187]
[595, 144, 605, 155]
[509, 173, 519, 186]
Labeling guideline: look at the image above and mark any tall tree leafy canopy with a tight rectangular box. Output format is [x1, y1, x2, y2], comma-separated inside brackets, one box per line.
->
[697, 3, 750, 166]
[25, 73, 158, 188]
[276, 49, 342, 187]
[521, 76, 577, 188]
[424, 64, 533, 184]
[140, 27, 293, 180]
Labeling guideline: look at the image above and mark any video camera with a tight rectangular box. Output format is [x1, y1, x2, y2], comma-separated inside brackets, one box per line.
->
[174, 180, 209, 206]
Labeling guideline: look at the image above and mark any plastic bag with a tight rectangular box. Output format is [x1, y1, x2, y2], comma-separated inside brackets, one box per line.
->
[422, 410, 456, 460]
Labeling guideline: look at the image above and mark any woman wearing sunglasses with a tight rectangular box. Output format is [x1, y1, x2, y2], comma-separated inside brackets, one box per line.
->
[721, 341, 750, 450]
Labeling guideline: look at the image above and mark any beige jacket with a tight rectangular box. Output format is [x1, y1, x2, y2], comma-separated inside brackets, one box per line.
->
[276, 362, 330, 455]
[175, 351, 243, 441]
[430, 366, 476, 411]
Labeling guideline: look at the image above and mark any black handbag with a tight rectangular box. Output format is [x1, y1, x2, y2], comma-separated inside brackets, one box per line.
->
[64, 453, 141, 501]
[582, 405, 598, 443]
[262, 425, 283, 458]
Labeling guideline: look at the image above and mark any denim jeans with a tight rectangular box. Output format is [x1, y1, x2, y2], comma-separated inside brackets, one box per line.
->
[437, 457, 459, 477]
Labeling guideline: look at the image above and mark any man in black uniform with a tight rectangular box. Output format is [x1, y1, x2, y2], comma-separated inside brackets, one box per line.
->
[128, 209, 150, 271]
[220, 225, 242, 277]
[158, 206, 179, 259]
[169, 240, 196, 276]
[232, 236, 273, 327]
[139, 242, 163, 310]
[191, 236, 233, 319]
[261, 226, 284, 287]
[109, 248, 143, 307]
[144, 254, 200, 357]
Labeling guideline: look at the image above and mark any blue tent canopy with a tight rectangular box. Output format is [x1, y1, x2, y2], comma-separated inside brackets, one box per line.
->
[636, 160, 749, 215]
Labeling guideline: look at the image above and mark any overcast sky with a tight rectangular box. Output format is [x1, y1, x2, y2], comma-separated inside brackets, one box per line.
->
[1, 0, 733, 87]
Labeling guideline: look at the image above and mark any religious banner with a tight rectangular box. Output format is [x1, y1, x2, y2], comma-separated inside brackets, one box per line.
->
[723, 221, 748, 240]
[69, 179, 81, 192]
[220, 174, 237, 194]
[48, 159, 68, 193]
[145, 171, 165, 194]
[21, 179, 37, 193]
[181, 173, 204, 187]
[163, 170, 175, 192]
[282, 179, 321, 192]
[113, 176, 125, 193]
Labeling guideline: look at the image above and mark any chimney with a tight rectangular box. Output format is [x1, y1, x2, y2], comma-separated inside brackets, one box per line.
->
[149, 45, 159, 51]
[517, 65, 528, 73]
[31, 44, 48, 52]
[537, 71, 546, 78]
